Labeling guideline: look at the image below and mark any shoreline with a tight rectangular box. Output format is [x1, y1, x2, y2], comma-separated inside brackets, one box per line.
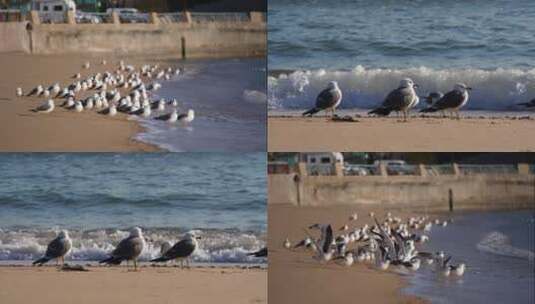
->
[268, 114, 535, 151]
[0, 265, 266, 304]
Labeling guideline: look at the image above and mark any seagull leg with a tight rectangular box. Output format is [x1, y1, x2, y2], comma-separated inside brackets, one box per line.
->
[134, 259, 138, 271]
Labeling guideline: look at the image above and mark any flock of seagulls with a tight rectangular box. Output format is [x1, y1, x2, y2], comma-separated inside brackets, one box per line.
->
[33, 227, 201, 271]
[283, 211, 466, 278]
[304, 79, 476, 121]
[17, 60, 195, 125]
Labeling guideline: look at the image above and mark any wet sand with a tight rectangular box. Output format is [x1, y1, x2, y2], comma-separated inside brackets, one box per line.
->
[268, 115, 535, 152]
[0, 52, 177, 151]
[268, 203, 429, 304]
[0, 266, 266, 304]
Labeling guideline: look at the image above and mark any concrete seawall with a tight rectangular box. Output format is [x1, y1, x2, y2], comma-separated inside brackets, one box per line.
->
[268, 174, 535, 211]
[0, 21, 265, 58]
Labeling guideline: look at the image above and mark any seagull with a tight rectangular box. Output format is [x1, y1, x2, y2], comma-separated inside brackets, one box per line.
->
[302, 81, 342, 117]
[31, 99, 55, 113]
[16, 87, 23, 97]
[517, 98, 535, 108]
[283, 238, 291, 249]
[422, 92, 444, 106]
[368, 78, 419, 121]
[160, 241, 172, 255]
[98, 105, 117, 117]
[33, 230, 72, 266]
[247, 247, 268, 258]
[420, 83, 472, 119]
[150, 232, 201, 269]
[309, 223, 334, 262]
[99, 227, 145, 271]
[177, 109, 195, 124]
[83, 62, 90, 69]
[27, 85, 43, 97]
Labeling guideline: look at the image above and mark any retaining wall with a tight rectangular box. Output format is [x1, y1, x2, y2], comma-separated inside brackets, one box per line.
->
[268, 174, 535, 211]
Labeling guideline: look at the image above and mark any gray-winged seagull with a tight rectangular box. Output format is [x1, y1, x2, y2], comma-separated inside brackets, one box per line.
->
[420, 83, 471, 119]
[99, 227, 145, 271]
[302, 81, 342, 117]
[33, 230, 72, 266]
[368, 78, 419, 121]
[32, 99, 55, 113]
[150, 232, 201, 269]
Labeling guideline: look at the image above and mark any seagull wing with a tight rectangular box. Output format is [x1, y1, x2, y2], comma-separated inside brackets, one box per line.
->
[45, 237, 69, 259]
[112, 236, 143, 259]
[316, 88, 340, 110]
[433, 90, 464, 110]
[164, 239, 195, 259]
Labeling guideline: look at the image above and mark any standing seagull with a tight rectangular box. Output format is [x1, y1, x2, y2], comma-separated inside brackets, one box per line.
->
[368, 78, 419, 121]
[150, 232, 201, 269]
[302, 81, 342, 117]
[33, 230, 72, 266]
[31, 99, 55, 113]
[420, 83, 472, 119]
[99, 227, 145, 271]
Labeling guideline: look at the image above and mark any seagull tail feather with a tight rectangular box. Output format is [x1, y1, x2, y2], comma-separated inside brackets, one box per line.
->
[150, 256, 170, 263]
[32, 257, 50, 265]
[368, 107, 391, 116]
[99, 256, 123, 265]
[302, 107, 320, 116]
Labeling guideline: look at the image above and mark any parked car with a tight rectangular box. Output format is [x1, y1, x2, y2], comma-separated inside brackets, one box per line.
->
[32, 0, 76, 23]
[374, 160, 415, 175]
[75, 11, 101, 24]
[106, 8, 148, 23]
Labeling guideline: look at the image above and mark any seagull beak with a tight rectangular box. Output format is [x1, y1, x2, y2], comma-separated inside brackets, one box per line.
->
[196, 236, 202, 240]
[413, 84, 419, 88]
[466, 87, 473, 90]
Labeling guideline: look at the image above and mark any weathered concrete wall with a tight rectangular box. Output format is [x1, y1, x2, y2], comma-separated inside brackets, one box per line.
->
[268, 174, 535, 211]
[0, 22, 30, 52]
[0, 21, 265, 58]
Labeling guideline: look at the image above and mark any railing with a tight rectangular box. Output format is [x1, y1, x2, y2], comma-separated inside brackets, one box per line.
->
[458, 164, 518, 175]
[426, 164, 455, 176]
[75, 12, 112, 24]
[158, 12, 187, 24]
[190, 12, 250, 23]
[0, 9, 23, 22]
[344, 164, 380, 176]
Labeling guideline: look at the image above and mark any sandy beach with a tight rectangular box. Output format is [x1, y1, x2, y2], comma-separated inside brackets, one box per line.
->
[268, 115, 535, 152]
[268, 203, 429, 304]
[0, 265, 266, 304]
[0, 52, 176, 151]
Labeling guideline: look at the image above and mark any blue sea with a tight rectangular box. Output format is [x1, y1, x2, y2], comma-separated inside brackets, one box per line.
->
[405, 210, 535, 303]
[0, 153, 266, 264]
[268, 0, 535, 111]
[135, 58, 266, 152]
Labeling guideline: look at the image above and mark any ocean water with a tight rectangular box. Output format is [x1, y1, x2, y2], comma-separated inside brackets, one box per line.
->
[0, 153, 266, 264]
[405, 210, 535, 303]
[268, 0, 535, 111]
[135, 58, 267, 151]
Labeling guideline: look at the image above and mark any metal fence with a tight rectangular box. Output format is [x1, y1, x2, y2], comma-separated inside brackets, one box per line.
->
[458, 164, 518, 175]
[158, 12, 187, 24]
[0, 9, 23, 22]
[190, 12, 250, 23]
[344, 164, 380, 176]
[426, 164, 455, 176]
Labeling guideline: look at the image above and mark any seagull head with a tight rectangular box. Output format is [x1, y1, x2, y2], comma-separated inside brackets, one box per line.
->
[185, 231, 202, 241]
[187, 109, 195, 120]
[454, 83, 472, 92]
[58, 230, 69, 239]
[399, 78, 418, 89]
[327, 81, 339, 90]
[130, 227, 143, 238]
